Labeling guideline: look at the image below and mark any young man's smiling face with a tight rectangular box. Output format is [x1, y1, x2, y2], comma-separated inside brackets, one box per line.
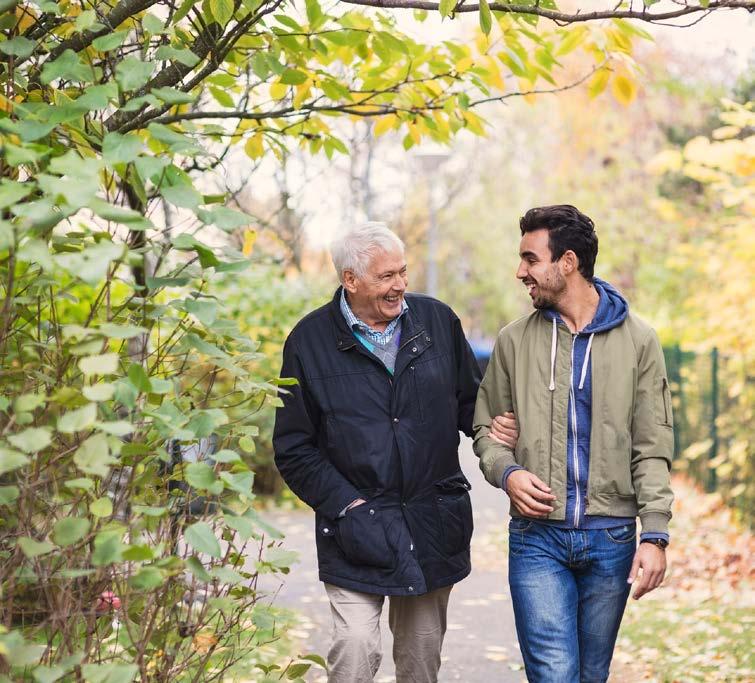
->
[516, 228, 567, 310]
[343, 249, 408, 330]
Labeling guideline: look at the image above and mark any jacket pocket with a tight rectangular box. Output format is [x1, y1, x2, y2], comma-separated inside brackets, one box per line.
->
[434, 473, 473, 556]
[336, 503, 396, 570]
[655, 376, 673, 427]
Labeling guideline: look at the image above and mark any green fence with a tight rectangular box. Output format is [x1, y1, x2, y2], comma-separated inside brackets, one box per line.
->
[664, 344, 753, 522]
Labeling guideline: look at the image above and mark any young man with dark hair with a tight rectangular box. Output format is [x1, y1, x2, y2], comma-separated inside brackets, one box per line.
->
[474, 205, 674, 683]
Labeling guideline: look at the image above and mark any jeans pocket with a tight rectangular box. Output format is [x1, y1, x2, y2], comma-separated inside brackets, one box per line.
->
[605, 523, 637, 544]
[508, 518, 533, 556]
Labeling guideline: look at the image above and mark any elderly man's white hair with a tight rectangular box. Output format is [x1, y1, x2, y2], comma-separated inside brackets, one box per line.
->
[330, 222, 405, 282]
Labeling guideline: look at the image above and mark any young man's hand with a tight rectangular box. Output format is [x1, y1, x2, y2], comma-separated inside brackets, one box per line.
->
[489, 411, 518, 450]
[506, 470, 556, 517]
[627, 543, 667, 599]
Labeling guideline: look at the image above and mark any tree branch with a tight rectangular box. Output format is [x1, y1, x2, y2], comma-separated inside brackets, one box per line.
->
[339, 0, 754, 25]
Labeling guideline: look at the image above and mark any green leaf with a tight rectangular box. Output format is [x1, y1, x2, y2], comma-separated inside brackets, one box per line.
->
[439, 0, 456, 18]
[185, 462, 217, 490]
[53, 517, 90, 547]
[219, 470, 254, 497]
[97, 323, 148, 339]
[91, 30, 130, 52]
[154, 45, 201, 67]
[91, 530, 124, 566]
[122, 544, 155, 561]
[184, 297, 218, 326]
[185, 521, 222, 557]
[81, 663, 138, 683]
[41, 50, 92, 84]
[0, 485, 20, 505]
[286, 663, 312, 679]
[64, 478, 94, 491]
[13, 393, 46, 412]
[0, 36, 35, 58]
[186, 555, 212, 581]
[8, 427, 52, 453]
[171, 234, 220, 267]
[280, 68, 308, 85]
[151, 86, 197, 104]
[147, 123, 201, 155]
[73, 433, 114, 477]
[305, 0, 323, 24]
[58, 403, 97, 434]
[161, 183, 202, 209]
[197, 206, 252, 231]
[127, 362, 152, 393]
[210, 0, 234, 24]
[82, 384, 115, 402]
[103, 132, 143, 164]
[172, 0, 195, 23]
[129, 566, 164, 590]
[212, 449, 241, 463]
[79, 353, 119, 376]
[479, 0, 492, 35]
[209, 85, 235, 107]
[224, 514, 256, 540]
[115, 57, 154, 91]
[32, 664, 67, 683]
[18, 536, 55, 558]
[89, 496, 113, 517]
[142, 13, 164, 33]
[299, 654, 328, 669]
[54, 240, 126, 284]
[95, 421, 133, 436]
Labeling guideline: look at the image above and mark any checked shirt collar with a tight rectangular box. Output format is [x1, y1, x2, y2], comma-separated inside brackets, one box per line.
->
[340, 287, 408, 346]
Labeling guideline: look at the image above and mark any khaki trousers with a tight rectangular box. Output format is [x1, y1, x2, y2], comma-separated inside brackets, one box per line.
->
[324, 583, 452, 683]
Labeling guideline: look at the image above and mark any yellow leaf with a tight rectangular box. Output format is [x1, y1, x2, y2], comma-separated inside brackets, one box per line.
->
[373, 115, 398, 137]
[611, 74, 637, 106]
[244, 133, 264, 159]
[270, 82, 288, 100]
[407, 120, 422, 145]
[481, 55, 504, 91]
[242, 229, 257, 257]
[588, 69, 610, 99]
[293, 80, 312, 110]
[463, 110, 486, 136]
[456, 57, 474, 73]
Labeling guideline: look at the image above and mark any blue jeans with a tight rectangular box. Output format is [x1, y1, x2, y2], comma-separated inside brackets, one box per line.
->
[508, 519, 635, 683]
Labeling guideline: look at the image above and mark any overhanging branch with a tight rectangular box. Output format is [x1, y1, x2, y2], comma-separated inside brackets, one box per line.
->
[339, 0, 754, 25]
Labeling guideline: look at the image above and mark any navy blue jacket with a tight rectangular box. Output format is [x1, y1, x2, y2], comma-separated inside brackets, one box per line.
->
[273, 288, 481, 596]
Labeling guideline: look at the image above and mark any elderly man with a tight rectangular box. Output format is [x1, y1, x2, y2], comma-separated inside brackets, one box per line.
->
[273, 223, 516, 683]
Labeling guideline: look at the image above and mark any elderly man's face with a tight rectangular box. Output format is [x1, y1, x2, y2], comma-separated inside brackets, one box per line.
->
[344, 249, 408, 330]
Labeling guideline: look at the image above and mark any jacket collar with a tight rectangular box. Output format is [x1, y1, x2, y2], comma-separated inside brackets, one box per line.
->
[330, 288, 431, 368]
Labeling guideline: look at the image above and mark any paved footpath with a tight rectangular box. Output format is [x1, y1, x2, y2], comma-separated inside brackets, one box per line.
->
[260, 437, 526, 682]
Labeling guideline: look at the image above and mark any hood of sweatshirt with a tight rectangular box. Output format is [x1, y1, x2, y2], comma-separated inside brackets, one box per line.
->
[541, 278, 628, 391]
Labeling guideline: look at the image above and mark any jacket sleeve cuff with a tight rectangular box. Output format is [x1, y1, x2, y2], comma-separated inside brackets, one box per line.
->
[640, 532, 670, 544]
[639, 511, 670, 536]
[502, 465, 525, 493]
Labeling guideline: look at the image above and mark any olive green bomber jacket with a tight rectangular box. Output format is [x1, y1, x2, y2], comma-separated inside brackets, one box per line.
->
[473, 310, 674, 535]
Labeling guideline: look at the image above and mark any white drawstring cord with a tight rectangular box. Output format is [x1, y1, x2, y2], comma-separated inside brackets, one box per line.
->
[578, 333, 594, 390]
[549, 317, 557, 391]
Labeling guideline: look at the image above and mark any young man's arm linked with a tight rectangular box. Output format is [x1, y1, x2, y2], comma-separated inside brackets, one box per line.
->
[628, 327, 675, 599]
[473, 331, 554, 516]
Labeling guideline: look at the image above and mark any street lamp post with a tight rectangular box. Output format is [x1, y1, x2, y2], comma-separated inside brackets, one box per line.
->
[415, 152, 450, 298]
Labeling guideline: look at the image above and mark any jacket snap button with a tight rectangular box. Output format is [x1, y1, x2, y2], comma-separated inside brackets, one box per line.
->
[369, 509, 375, 515]
[408, 586, 414, 592]
[323, 527, 329, 533]
[425, 336, 430, 341]
[393, 417, 399, 423]
[412, 346, 417, 352]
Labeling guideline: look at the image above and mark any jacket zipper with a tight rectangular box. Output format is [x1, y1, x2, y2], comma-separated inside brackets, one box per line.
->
[570, 334, 581, 527]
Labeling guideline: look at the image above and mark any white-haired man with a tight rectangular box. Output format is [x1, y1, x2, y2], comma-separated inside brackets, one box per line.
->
[273, 223, 517, 682]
